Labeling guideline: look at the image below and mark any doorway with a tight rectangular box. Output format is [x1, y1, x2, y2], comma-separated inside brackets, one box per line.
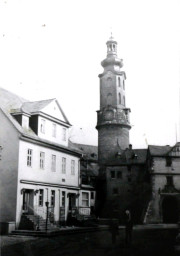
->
[162, 196, 179, 223]
[22, 189, 34, 214]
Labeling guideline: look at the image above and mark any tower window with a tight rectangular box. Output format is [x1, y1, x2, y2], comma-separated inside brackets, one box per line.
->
[119, 93, 121, 104]
[118, 77, 121, 87]
[113, 44, 115, 51]
[123, 80, 125, 90]
[123, 96, 126, 106]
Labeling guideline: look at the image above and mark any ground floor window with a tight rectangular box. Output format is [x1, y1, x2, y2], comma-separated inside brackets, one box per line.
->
[51, 190, 55, 207]
[62, 191, 66, 207]
[39, 189, 44, 206]
[82, 192, 89, 207]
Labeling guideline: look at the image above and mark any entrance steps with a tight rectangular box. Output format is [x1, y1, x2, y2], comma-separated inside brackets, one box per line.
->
[18, 214, 59, 231]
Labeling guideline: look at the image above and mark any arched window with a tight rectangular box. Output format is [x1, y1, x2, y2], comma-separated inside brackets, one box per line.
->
[119, 93, 121, 104]
[123, 80, 125, 90]
[107, 93, 112, 105]
[123, 96, 125, 106]
[118, 77, 121, 87]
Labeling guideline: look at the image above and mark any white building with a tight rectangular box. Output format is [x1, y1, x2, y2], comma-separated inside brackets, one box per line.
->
[0, 88, 94, 232]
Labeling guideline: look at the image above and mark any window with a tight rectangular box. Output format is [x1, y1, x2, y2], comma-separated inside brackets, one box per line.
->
[118, 77, 121, 87]
[117, 171, 122, 179]
[123, 96, 125, 106]
[51, 190, 55, 207]
[119, 93, 121, 104]
[51, 155, 56, 172]
[166, 176, 173, 186]
[111, 170, 115, 178]
[82, 192, 89, 207]
[27, 149, 32, 167]
[166, 157, 172, 167]
[40, 152, 45, 169]
[62, 128, 66, 141]
[62, 191, 65, 207]
[40, 119, 45, 134]
[123, 80, 125, 90]
[113, 188, 118, 195]
[39, 189, 44, 206]
[71, 160, 75, 175]
[52, 123, 56, 137]
[91, 192, 94, 200]
[62, 157, 66, 174]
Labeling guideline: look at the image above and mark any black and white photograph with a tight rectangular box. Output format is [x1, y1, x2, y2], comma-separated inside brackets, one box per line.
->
[0, 0, 180, 255]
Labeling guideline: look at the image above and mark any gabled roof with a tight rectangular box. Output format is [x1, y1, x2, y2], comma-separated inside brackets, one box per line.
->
[21, 99, 55, 113]
[148, 145, 172, 156]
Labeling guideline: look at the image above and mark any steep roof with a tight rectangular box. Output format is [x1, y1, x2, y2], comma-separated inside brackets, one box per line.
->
[0, 88, 79, 156]
[0, 87, 27, 110]
[21, 99, 55, 113]
[148, 145, 172, 156]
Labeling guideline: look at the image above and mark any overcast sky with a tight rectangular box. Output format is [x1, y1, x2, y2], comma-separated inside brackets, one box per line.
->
[0, 0, 180, 148]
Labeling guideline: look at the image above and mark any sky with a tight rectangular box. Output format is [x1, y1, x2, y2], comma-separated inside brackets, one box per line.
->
[0, 0, 180, 148]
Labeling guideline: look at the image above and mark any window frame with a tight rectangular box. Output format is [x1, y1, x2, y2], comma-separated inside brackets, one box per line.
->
[51, 155, 56, 172]
[52, 123, 57, 138]
[71, 160, 75, 175]
[40, 151, 45, 169]
[51, 190, 55, 207]
[62, 157, 66, 174]
[39, 189, 44, 207]
[40, 119, 45, 134]
[82, 192, 89, 207]
[27, 148, 33, 167]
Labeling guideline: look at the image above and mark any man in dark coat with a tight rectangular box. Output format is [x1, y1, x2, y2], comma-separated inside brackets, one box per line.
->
[124, 209, 133, 246]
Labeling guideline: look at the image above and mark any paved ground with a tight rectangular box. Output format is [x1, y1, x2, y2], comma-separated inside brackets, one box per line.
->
[1, 226, 179, 256]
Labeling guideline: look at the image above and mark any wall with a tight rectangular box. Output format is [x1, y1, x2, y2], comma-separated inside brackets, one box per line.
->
[98, 126, 129, 164]
[18, 140, 79, 187]
[0, 110, 19, 223]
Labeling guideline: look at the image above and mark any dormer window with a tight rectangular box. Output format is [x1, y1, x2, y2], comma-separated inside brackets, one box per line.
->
[62, 128, 66, 141]
[40, 119, 45, 134]
[52, 123, 56, 137]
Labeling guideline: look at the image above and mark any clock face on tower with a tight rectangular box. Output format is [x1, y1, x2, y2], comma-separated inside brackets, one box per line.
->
[104, 110, 114, 121]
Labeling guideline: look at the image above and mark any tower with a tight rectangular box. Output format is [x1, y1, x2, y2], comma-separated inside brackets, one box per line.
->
[96, 36, 131, 164]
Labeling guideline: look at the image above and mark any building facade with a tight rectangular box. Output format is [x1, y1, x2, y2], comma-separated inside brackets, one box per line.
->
[144, 143, 180, 223]
[0, 88, 95, 232]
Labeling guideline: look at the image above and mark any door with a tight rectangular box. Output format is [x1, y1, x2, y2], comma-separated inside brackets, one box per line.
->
[22, 190, 34, 214]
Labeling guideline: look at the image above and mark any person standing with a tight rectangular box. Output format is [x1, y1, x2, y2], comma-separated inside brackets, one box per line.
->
[124, 209, 133, 246]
